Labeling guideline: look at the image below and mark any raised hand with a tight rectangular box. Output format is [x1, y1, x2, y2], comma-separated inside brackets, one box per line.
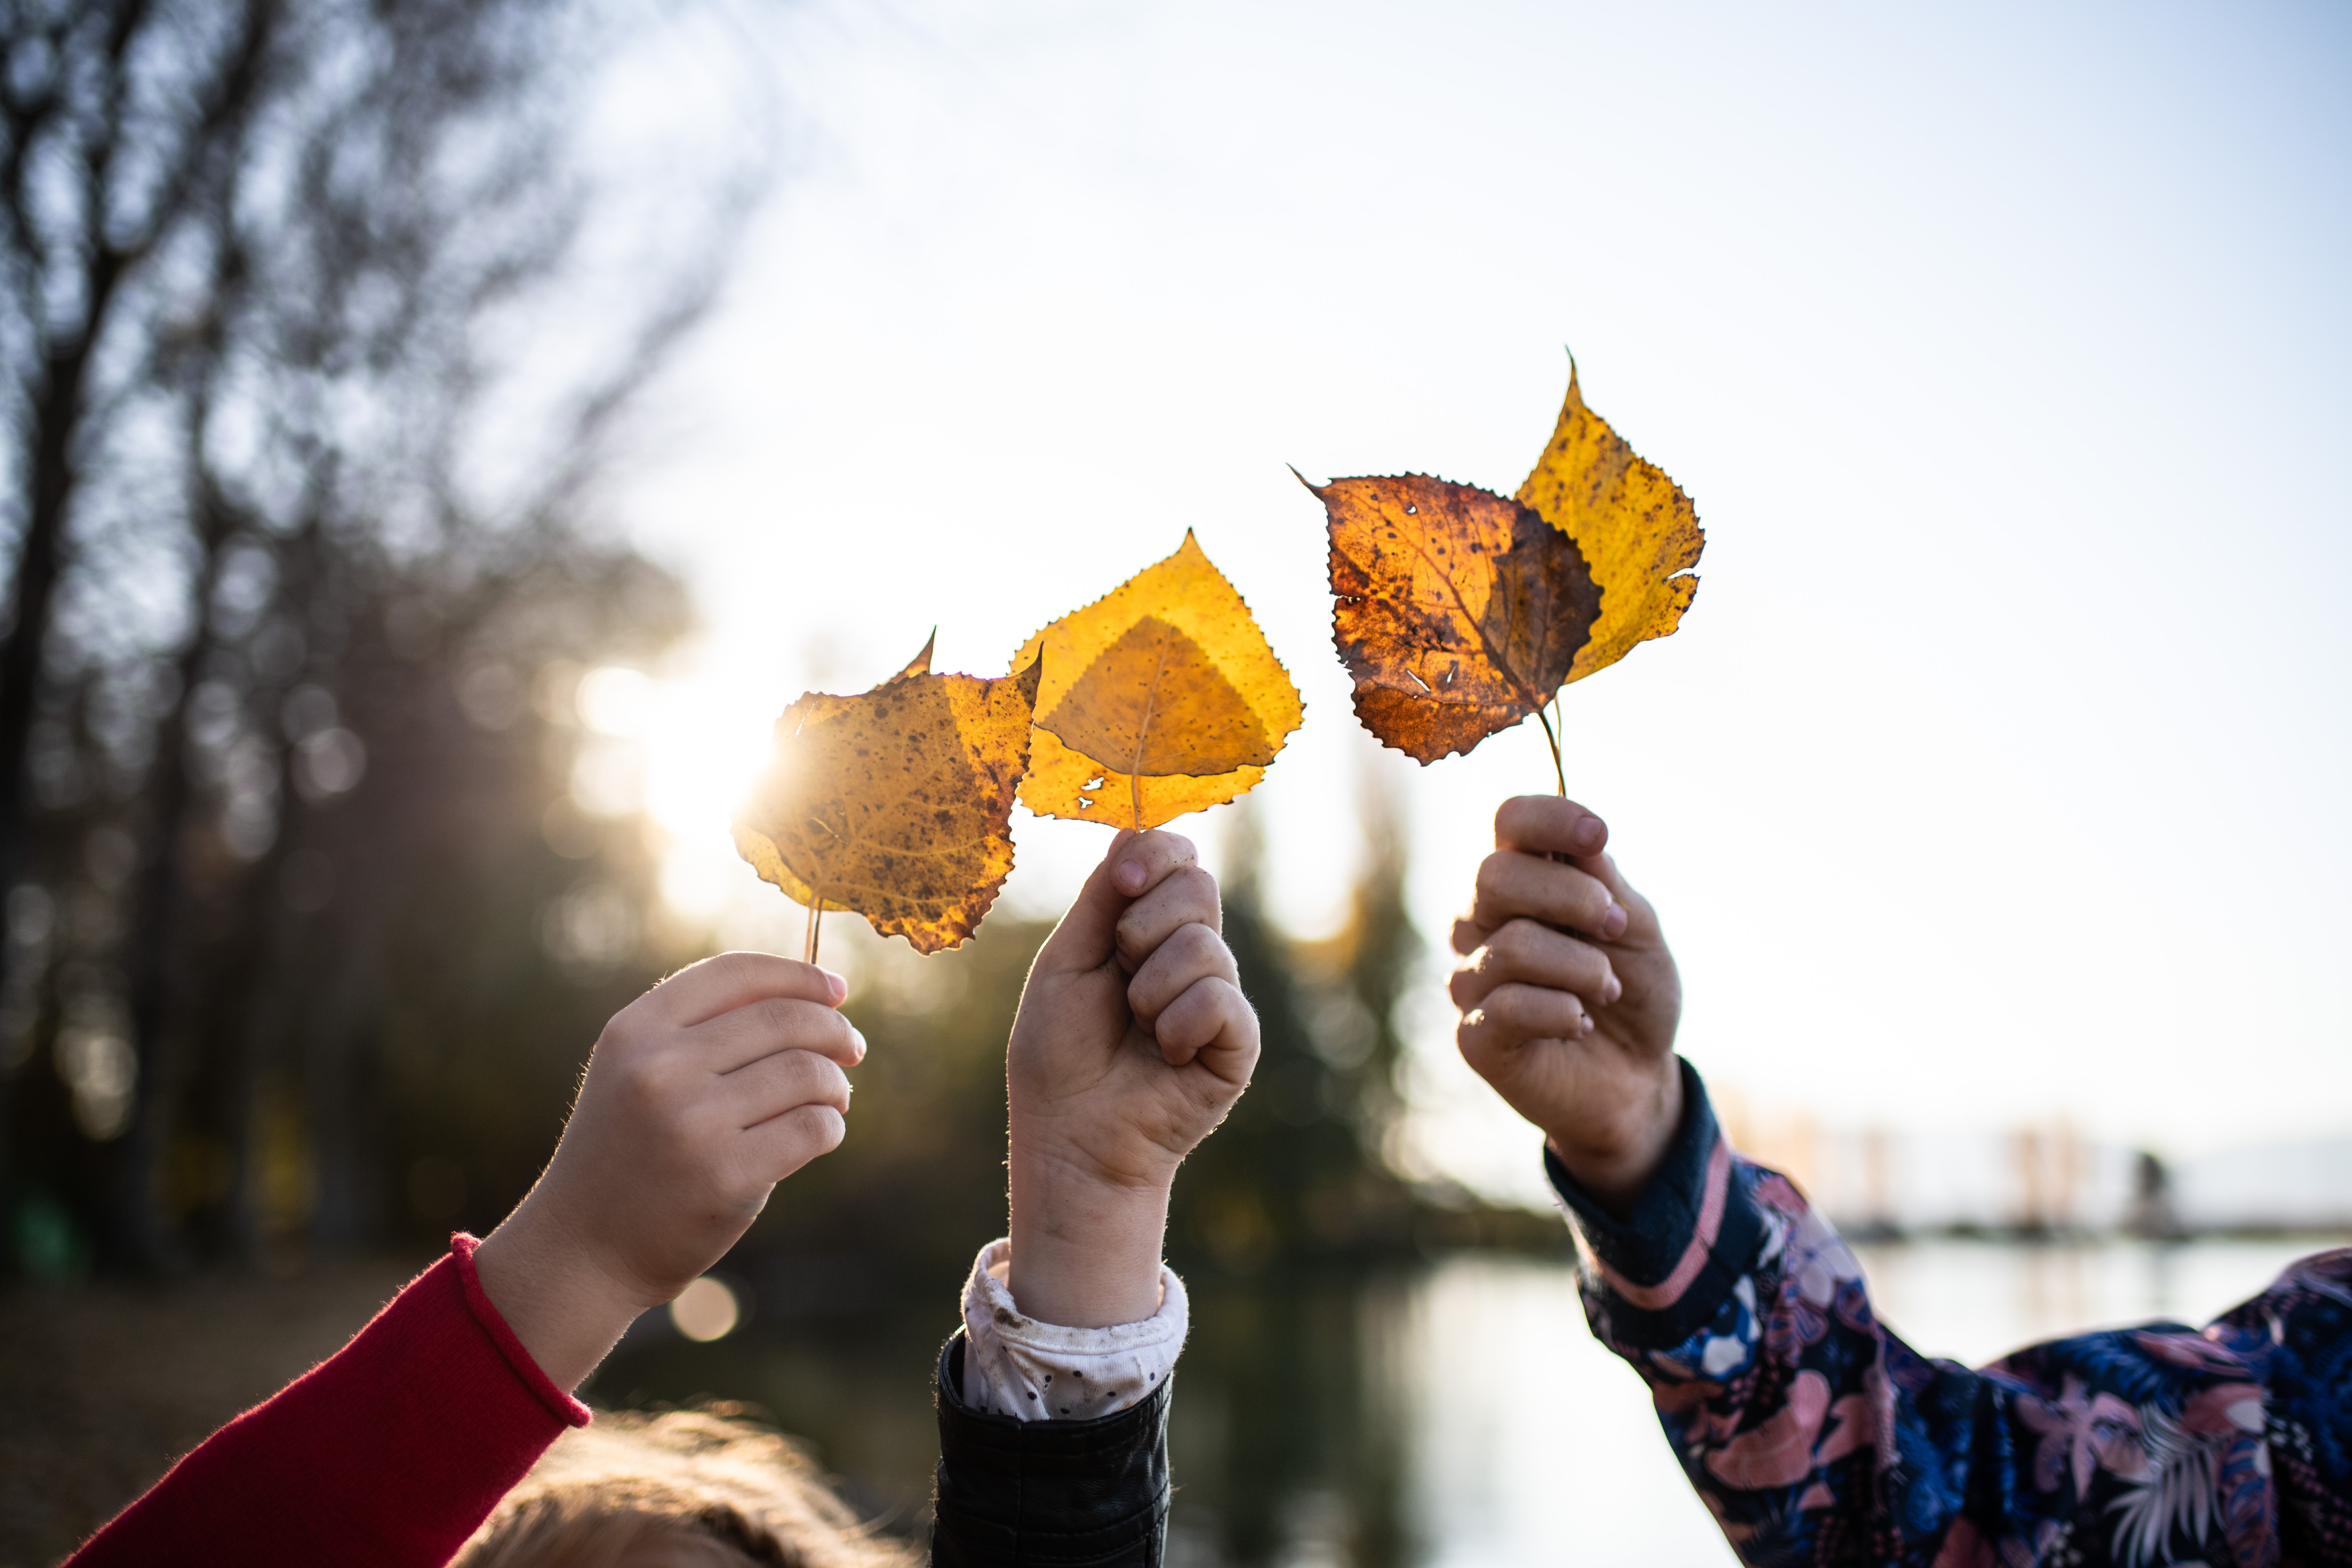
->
[1449, 797, 1683, 1213]
[1007, 829, 1260, 1326]
[474, 952, 863, 1388]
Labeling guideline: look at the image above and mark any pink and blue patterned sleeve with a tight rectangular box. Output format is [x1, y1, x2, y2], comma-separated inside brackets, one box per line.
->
[1549, 1059, 2352, 1568]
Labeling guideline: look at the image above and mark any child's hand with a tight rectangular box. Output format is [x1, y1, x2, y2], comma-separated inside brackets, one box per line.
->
[474, 953, 863, 1388]
[1006, 830, 1259, 1327]
[1449, 798, 1683, 1214]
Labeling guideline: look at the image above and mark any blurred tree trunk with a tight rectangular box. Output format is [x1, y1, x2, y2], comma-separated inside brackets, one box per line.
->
[0, 0, 751, 1272]
[0, 2, 276, 1240]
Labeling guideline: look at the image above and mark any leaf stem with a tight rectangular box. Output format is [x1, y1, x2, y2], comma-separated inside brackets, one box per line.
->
[1535, 696, 1566, 797]
[1127, 621, 1171, 835]
[805, 885, 822, 967]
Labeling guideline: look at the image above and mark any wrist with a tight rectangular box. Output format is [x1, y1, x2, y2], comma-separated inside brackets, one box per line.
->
[473, 1193, 657, 1391]
[1543, 1056, 1683, 1218]
[1006, 1146, 1172, 1328]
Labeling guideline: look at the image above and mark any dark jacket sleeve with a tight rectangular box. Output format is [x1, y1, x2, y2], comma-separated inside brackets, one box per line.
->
[1554, 1058, 2324, 1568]
[930, 1332, 1170, 1567]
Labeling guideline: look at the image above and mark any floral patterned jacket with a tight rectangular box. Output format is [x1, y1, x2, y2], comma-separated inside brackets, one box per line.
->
[1551, 1061, 2352, 1567]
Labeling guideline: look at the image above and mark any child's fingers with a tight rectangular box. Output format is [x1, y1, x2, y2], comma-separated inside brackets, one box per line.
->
[1469, 851, 1623, 942]
[1449, 910, 1489, 956]
[1449, 919, 1618, 1013]
[1113, 864, 1221, 974]
[1108, 829, 1200, 899]
[719, 1046, 853, 1130]
[1035, 828, 1197, 977]
[688, 995, 863, 1074]
[643, 951, 846, 1029]
[1150, 974, 1258, 1079]
[1459, 980, 1592, 1057]
[1125, 921, 1239, 1029]
[1576, 853, 1664, 948]
[1494, 796, 1610, 859]
[737, 1102, 849, 1185]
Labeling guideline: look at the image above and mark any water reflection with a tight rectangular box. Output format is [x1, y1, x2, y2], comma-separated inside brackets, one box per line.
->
[592, 1238, 2341, 1566]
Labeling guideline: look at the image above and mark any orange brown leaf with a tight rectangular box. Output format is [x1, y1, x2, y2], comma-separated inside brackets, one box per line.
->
[1013, 531, 1302, 830]
[1514, 360, 1704, 681]
[1309, 472, 1601, 765]
[732, 635, 1042, 954]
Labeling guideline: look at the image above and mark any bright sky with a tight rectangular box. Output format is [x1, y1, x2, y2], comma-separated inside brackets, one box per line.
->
[585, 0, 2352, 1198]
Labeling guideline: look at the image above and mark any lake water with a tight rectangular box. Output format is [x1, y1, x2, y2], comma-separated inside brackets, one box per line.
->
[597, 1236, 2341, 1566]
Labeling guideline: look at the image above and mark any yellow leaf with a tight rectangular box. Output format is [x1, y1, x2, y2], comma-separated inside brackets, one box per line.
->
[1310, 471, 1599, 765]
[1513, 359, 1704, 681]
[1013, 531, 1302, 830]
[732, 634, 1042, 954]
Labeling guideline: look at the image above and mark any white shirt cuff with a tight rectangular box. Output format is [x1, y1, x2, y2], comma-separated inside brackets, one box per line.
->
[957, 1237, 1188, 1422]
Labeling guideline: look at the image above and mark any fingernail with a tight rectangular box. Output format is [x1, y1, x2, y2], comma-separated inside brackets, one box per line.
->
[1114, 858, 1146, 893]
[824, 970, 849, 1005]
[1573, 817, 1605, 853]
[849, 1026, 868, 1062]
[1603, 974, 1623, 1005]
[1578, 1014, 1596, 1036]
[1600, 902, 1628, 940]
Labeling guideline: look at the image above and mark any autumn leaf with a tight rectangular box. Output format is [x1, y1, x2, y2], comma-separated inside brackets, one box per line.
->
[1308, 471, 1601, 766]
[1514, 358, 1704, 681]
[1014, 531, 1303, 830]
[732, 634, 1042, 955]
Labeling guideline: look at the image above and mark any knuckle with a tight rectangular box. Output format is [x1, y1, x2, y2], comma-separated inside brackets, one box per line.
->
[703, 950, 756, 986]
[616, 1053, 672, 1108]
[1486, 920, 1541, 968]
[1126, 973, 1162, 1021]
[1473, 855, 1507, 899]
[1483, 986, 1531, 1031]
[1172, 920, 1220, 960]
[812, 1057, 852, 1105]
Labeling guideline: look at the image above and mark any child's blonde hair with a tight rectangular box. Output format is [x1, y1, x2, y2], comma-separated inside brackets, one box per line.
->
[452, 1406, 918, 1568]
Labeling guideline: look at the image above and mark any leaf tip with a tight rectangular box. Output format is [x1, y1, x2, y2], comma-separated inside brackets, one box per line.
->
[1012, 645, 1044, 707]
[1286, 462, 1322, 495]
[896, 630, 938, 681]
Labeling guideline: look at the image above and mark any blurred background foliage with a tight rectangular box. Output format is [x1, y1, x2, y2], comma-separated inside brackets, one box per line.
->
[0, 0, 1531, 1290]
[0, 2, 1540, 1560]
[0, 0, 741, 1277]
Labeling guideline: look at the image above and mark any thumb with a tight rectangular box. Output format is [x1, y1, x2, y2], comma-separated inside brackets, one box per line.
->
[1032, 828, 1141, 976]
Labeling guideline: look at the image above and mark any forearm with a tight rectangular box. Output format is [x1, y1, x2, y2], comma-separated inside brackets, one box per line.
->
[1543, 1053, 1683, 1217]
[472, 1190, 656, 1391]
[1554, 1065, 1964, 1566]
[1006, 1146, 1171, 1329]
[70, 1238, 585, 1567]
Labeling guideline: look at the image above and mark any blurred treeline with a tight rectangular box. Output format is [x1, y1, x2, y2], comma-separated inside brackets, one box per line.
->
[0, 0, 735, 1277]
[0, 0, 1543, 1292]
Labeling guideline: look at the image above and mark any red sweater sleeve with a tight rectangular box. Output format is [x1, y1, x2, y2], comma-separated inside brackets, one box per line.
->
[68, 1233, 590, 1567]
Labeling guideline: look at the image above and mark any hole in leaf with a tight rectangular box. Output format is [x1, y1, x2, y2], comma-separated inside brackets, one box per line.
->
[1077, 795, 1095, 810]
[1082, 775, 1105, 791]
